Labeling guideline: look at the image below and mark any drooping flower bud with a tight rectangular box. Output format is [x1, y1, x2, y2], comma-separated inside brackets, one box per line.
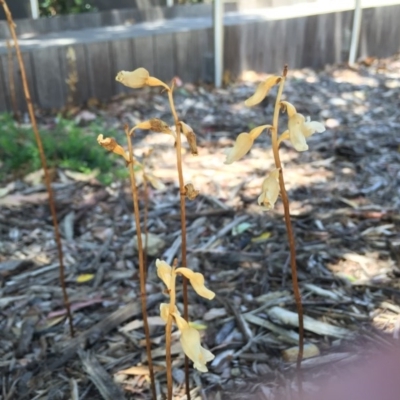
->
[97, 134, 130, 163]
[180, 121, 198, 155]
[116, 67, 169, 91]
[175, 267, 215, 300]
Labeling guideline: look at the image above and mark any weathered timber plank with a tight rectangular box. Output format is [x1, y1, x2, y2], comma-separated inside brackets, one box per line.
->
[31, 47, 65, 109]
[175, 30, 199, 83]
[224, 24, 240, 80]
[1, 51, 37, 112]
[85, 41, 113, 102]
[110, 38, 135, 94]
[132, 35, 155, 74]
[154, 33, 175, 82]
[0, 54, 9, 112]
[58, 44, 90, 106]
[197, 27, 211, 83]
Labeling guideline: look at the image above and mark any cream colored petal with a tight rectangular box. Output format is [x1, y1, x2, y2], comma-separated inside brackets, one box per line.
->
[303, 120, 326, 137]
[224, 133, 253, 164]
[180, 326, 214, 372]
[288, 114, 308, 151]
[249, 124, 272, 140]
[277, 130, 290, 146]
[115, 68, 149, 88]
[156, 259, 173, 290]
[176, 268, 215, 300]
[280, 101, 297, 118]
[174, 313, 189, 331]
[160, 303, 180, 323]
[244, 76, 281, 107]
[258, 169, 280, 210]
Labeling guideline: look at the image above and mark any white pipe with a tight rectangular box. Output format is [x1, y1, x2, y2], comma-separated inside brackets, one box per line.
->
[166, 0, 174, 7]
[349, 0, 362, 65]
[30, 0, 39, 19]
[213, 0, 224, 88]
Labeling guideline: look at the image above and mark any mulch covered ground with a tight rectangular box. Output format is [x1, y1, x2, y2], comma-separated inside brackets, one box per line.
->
[1, 55, 400, 400]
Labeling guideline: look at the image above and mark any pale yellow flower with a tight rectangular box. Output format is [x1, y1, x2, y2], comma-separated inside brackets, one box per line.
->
[174, 314, 215, 372]
[156, 259, 173, 290]
[224, 125, 272, 164]
[159, 303, 180, 323]
[281, 101, 325, 152]
[116, 68, 169, 90]
[176, 268, 215, 300]
[245, 76, 281, 107]
[258, 169, 280, 210]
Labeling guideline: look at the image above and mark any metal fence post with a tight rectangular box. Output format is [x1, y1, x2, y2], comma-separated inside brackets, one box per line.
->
[213, 0, 224, 88]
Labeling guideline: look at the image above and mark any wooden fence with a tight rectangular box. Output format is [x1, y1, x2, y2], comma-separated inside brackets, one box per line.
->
[0, 2, 399, 112]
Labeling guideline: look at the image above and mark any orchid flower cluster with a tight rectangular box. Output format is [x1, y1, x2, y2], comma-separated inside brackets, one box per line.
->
[156, 259, 215, 372]
[225, 74, 325, 210]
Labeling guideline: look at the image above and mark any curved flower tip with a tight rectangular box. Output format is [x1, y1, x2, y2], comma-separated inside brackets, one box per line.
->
[304, 117, 326, 137]
[115, 67, 149, 88]
[245, 76, 281, 107]
[176, 268, 215, 300]
[249, 124, 272, 140]
[258, 169, 280, 210]
[175, 314, 215, 372]
[224, 132, 253, 164]
[280, 101, 297, 118]
[156, 259, 173, 290]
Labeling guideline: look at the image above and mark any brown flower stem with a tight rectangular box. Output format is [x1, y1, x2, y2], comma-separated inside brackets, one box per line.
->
[0, 0, 74, 337]
[167, 87, 191, 400]
[271, 66, 304, 393]
[143, 174, 149, 281]
[125, 129, 157, 400]
[165, 261, 177, 400]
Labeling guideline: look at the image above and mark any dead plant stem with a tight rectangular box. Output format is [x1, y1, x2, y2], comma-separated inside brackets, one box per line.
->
[271, 66, 304, 393]
[0, 0, 74, 337]
[125, 130, 157, 400]
[167, 87, 191, 400]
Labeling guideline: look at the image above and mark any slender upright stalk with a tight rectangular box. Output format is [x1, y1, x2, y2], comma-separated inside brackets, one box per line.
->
[0, 0, 74, 337]
[166, 87, 191, 400]
[270, 66, 304, 390]
[125, 130, 157, 400]
[165, 261, 177, 400]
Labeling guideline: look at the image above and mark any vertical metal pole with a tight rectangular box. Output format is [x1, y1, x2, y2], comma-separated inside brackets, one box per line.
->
[349, 0, 362, 65]
[30, 0, 39, 19]
[214, 0, 224, 88]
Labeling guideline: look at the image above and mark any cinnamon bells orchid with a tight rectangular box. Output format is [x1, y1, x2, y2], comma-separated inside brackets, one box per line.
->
[225, 125, 272, 164]
[258, 169, 280, 210]
[115, 67, 169, 91]
[280, 101, 325, 151]
[156, 259, 215, 372]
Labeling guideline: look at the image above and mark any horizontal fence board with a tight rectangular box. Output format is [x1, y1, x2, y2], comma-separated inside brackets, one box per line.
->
[0, 3, 400, 111]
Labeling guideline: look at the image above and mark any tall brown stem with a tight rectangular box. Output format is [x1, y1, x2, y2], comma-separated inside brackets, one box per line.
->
[271, 66, 304, 392]
[0, 0, 74, 337]
[167, 87, 191, 400]
[125, 129, 157, 400]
